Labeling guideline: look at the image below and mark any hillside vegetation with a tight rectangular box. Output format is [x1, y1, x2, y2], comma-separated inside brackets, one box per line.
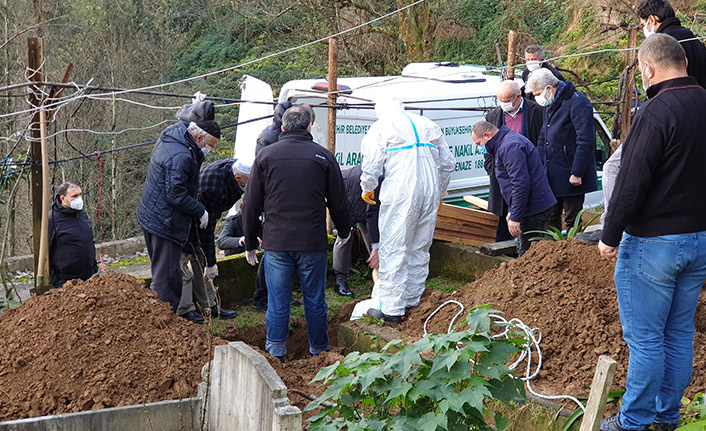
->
[1, 0, 705, 259]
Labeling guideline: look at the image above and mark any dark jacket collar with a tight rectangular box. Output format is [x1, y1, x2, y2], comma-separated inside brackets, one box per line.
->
[646, 76, 700, 99]
[486, 125, 511, 154]
[52, 195, 80, 216]
[278, 128, 314, 142]
[171, 121, 205, 164]
[656, 17, 682, 33]
[554, 80, 576, 103]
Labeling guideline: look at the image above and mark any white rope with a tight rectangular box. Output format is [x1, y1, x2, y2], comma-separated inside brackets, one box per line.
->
[423, 301, 586, 412]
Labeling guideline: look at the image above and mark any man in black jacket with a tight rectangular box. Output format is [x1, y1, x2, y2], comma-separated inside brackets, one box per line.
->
[242, 105, 350, 361]
[49, 182, 97, 288]
[255, 101, 292, 155]
[521, 44, 565, 83]
[332, 165, 381, 297]
[598, 34, 706, 431]
[136, 120, 220, 313]
[639, 0, 706, 89]
[485, 80, 544, 241]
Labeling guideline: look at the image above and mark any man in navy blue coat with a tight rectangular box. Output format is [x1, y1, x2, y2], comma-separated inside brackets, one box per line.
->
[526, 68, 597, 231]
[137, 120, 220, 314]
[472, 122, 556, 256]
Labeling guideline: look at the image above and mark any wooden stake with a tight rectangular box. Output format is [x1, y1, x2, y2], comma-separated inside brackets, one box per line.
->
[27, 37, 46, 290]
[327, 36, 338, 155]
[507, 31, 517, 80]
[579, 355, 617, 431]
[36, 109, 50, 287]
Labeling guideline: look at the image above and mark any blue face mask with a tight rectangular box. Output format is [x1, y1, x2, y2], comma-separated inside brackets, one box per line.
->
[478, 145, 489, 155]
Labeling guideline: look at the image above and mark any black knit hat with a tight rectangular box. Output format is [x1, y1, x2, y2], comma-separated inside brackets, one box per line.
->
[195, 120, 221, 139]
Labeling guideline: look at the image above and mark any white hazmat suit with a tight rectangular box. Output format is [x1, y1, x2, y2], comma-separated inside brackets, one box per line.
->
[359, 99, 455, 317]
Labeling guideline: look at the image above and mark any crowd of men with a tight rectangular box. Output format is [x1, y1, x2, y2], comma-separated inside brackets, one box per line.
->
[45, 0, 706, 428]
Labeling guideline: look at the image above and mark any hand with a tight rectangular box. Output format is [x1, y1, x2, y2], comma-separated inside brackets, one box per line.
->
[245, 250, 259, 266]
[569, 175, 582, 186]
[361, 190, 376, 205]
[205, 265, 218, 280]
[367, 248, 380, 269]
[199, 210, 209, 229]
[508, 220, 522, 238]
[598, 240, 618, 259]
[257, 237, 263, 249]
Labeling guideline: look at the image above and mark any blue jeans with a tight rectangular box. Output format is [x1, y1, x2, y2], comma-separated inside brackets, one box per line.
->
[616, 232, 706, 429]
[264, 250, 329, 357]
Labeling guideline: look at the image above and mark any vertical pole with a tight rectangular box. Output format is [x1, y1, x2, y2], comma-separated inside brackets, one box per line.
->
[27, 37, 45, 289]
[326, 37, 339, 236]
[36, 109, 50, 287]
[507, 31, 517, 80]
[620, 27, 638, 140]
[327, 36, 338, 156]
[579, 355, 617, 431]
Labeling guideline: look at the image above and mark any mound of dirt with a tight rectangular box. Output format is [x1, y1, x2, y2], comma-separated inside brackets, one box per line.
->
[0, 272, 224, 421]
[400, 240, 706, 398]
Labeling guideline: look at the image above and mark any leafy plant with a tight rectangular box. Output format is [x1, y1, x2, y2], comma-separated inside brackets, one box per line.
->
[0, 285, 22, 316]
[527, 208, 599, 242]
[680, 392, 706, 426]
[305, 305, 527, 430]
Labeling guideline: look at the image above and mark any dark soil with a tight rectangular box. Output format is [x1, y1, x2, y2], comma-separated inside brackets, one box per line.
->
[399, 240, 706, 400]
[0, 272, 225, 421]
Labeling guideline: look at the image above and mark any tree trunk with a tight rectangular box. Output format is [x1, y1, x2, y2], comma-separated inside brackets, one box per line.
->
[396, 0, 434, 62]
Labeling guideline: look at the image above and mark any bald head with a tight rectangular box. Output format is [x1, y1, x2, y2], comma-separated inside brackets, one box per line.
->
[497, 80, 523, 114]
[638, 33, 688, 90]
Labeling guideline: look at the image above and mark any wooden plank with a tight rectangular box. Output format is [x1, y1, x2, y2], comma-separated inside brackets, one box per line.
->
[438, 214, 497, 229]
[435, 221, 496, 238]
[579, 355, 618, 431]
[463, 195, 489, 211]
[438, 204, 497, 224]
[479, 240, 517, 256]
[433, 232, 488, 247]
[434, 227, 495, 243]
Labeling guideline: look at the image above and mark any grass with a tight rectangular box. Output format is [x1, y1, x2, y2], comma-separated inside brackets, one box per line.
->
[425, 277, 464, 293]
[106, 255, 150, 269]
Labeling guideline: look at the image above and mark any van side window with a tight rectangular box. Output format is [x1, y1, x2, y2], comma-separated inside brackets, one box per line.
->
[594, 118, 611, 169]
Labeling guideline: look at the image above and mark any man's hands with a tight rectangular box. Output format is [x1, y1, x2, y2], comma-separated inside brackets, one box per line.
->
[367, 248, 380, 269]
[506, 213, 522, 238]
[245, 250, 259, 266]
[199, 210, 209, 229]
[361, 190, 376, 205]
[569, 175, 582, 187]
[205, 265, 218, 280]
[598, 240, 618, 259]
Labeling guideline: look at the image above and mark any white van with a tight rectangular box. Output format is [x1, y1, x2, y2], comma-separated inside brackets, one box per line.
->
[234, 62, 612, 207]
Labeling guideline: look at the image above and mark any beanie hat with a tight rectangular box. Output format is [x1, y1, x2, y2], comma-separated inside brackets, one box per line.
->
[195, 120, 221, 139]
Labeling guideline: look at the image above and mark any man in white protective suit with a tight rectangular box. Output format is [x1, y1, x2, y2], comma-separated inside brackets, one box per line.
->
[358, 98, 455, 323]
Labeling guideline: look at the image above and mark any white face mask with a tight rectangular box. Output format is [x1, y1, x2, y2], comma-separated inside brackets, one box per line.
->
[535, 87, 553, 107]
[643, 21, 656, 38]
[499, 101, 517, 113]
[70, 196, 84, 211]
[526, 60, 540, 72]
[201, 145, 211, 155]
[641, 64, 652, 92]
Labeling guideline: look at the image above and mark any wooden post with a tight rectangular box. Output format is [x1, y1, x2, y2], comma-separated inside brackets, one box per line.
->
[36, 109, 50, 288]
[327, 36, 338, 155]
[619, 27, 638, 140]
[27, 37, 46, 290]
[579, 355, 617, 431]
[326, 36, 339, 235]
[507, 31, 517, 80]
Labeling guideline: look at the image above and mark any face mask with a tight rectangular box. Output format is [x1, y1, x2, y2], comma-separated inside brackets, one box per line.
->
[70, 196, 84, 211]
[500, 101, 516, 113]
[641, 64, 652, 92]
[643, 22, 655, 38]
[526, 60, 540, 72]
[535, 87, 553, 107]
[201, 145, 212, 155]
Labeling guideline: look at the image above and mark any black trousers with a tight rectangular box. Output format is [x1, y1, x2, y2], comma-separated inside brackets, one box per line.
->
[143, 230, 182, 312]
[547, 194, 585, 232]
[518, 209, 551, 256]
[496, 201, 513, 242]
[252, 259, 267, 307]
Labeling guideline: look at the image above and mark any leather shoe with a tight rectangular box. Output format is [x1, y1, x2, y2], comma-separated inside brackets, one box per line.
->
[211, 306, 236, 320]
[252, 302, 267, 312]
[178, 310, 204, 324]
[600, 414, 645, 431]
[366, 308, 403, 324]
[652, 423, 677, 431]
[334, 280, 354, 297]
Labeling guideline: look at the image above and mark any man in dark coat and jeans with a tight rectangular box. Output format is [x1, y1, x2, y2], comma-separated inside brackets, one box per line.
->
[472, 122, 556, 256]
[242, 104, 350, 361]
[526, 68, 597, 231]
[485, 80, 544, 242]
[137, 120, 220, 314]
[49, 182, 98, 288]
[598, 34, 706, 431]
